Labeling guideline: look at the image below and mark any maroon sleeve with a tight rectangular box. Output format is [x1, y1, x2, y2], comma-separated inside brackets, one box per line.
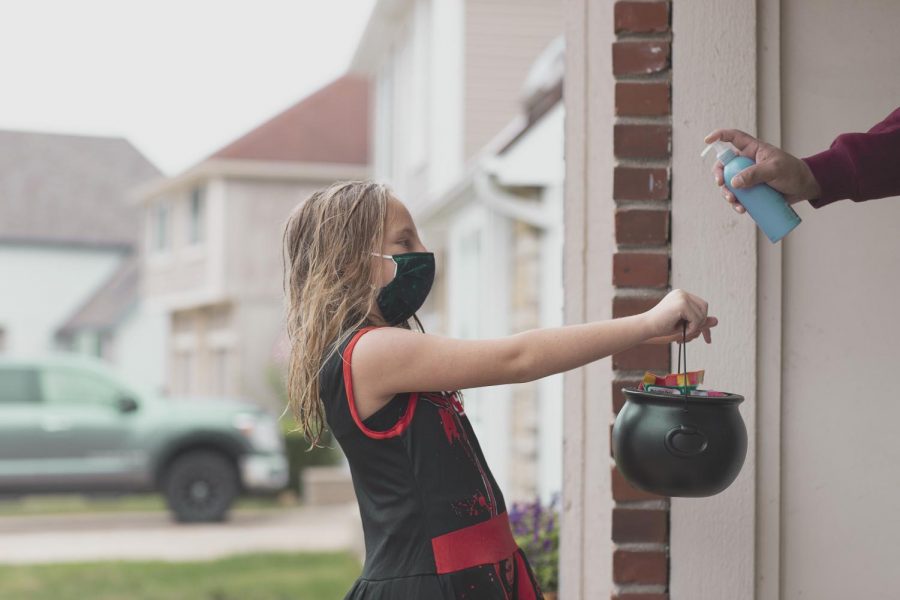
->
[802, 107, 900, 208]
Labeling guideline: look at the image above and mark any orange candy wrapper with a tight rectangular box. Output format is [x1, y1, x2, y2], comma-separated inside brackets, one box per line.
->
[641, 370, 705, 389]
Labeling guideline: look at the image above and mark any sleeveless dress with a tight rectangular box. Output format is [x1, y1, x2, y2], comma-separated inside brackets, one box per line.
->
[320, 326, 544, 600]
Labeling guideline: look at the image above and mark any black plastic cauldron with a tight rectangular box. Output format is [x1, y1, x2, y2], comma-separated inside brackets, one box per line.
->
[612, 388, 748, 497]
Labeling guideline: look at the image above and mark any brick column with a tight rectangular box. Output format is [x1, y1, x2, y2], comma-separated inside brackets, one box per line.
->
[610, 2, 672, 599]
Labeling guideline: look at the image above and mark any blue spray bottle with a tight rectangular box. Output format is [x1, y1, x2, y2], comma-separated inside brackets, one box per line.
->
[701, 141, 801, 243]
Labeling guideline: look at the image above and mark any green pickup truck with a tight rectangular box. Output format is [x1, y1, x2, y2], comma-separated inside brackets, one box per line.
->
[0, 355, 288, 522]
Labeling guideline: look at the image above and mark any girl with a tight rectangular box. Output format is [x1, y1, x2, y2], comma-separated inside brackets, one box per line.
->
[282, 181, 716, 600]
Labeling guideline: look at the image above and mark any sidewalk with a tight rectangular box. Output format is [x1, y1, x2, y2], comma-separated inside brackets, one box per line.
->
[0, 503, 362, 564]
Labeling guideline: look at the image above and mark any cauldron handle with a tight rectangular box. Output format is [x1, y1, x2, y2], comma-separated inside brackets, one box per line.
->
[664, 425, 709, 457]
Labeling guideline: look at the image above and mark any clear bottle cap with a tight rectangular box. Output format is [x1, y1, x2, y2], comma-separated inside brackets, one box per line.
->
[701, 141, 737, 163]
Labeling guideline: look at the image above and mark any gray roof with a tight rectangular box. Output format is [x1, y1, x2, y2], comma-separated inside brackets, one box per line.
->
[56, 253, 140, 336]
[0, 129, 160, 248]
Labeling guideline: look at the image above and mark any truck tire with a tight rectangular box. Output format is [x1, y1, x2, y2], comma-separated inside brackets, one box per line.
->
[163, 450, 238, 523]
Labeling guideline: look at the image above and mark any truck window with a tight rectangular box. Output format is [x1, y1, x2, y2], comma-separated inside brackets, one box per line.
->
[42, 368, 120, 408]
[0, 367, 41, 404]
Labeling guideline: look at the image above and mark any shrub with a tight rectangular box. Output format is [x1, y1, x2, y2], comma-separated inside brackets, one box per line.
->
[509, 494, 560, 593]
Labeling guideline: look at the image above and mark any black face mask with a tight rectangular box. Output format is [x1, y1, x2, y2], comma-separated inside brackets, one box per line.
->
[372, 252, 435, 325]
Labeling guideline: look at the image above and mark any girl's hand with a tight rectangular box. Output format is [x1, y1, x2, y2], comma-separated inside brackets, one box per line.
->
[643, 289, 717, 344]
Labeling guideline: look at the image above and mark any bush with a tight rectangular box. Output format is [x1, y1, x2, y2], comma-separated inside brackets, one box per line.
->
[268, 365, 343, 495]
[280, 420, 342, 495]
[509, 495, 560, 593]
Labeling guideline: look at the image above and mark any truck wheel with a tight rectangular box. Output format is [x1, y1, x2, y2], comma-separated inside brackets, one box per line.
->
[163, 450, 238, 523]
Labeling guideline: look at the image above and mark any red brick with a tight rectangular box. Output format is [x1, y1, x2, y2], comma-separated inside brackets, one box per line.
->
[614, 1, 669, 34]
[614, 167, 669, 201]
[615, 124, 671, 160]
[613, 41, 670, 76]
[612, 378, 643, 414]
[612, 508, 669, 544]
[613, 294, 665, 319]
[616, 82, 670, 117]
[613, 343, 669, 372]
[616, 209, 669, 245]
[611, 594, 669, 600]
[612, 466, 665, 501]
[613, 253, 669, 288]
[613, 549, 668, 585]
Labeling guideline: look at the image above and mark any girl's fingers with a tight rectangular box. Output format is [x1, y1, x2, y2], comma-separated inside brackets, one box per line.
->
[685, 295, 712, 340]
[683, 305, 704, 339]
[702, 316, 717, 343]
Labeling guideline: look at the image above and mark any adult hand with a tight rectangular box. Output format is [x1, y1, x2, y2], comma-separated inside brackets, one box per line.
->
[643, 289, 717, 344]
[704, 129, 822, 213]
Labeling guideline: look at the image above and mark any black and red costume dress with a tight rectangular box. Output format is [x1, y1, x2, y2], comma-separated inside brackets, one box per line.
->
[320, 326, 544, 600]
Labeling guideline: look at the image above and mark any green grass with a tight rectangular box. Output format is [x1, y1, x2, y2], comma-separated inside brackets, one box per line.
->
[0, 493, 289, 517]
[0, 551, 361, 600]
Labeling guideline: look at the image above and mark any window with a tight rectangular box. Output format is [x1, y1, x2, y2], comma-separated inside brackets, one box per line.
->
[213, 348, 229, 396]
[188, 186, 205, 245]
[0, 367, 41, 404]
[41, 368, 120, 408]
[173, 351, 193, 395]
[153, 202, 169, 252]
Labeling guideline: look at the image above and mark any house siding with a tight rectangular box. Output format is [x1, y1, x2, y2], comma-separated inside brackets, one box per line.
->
[464, 0, 563, 159]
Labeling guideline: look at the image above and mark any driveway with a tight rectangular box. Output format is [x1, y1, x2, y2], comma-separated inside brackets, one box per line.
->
[0, 503, 363, 564]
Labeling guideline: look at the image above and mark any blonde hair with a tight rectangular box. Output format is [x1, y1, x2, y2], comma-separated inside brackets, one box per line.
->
[282, 181, 403, 446]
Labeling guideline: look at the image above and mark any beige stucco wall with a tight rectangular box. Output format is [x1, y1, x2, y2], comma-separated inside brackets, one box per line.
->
[464, 0, 563, 159]
[560, 0, 615, 596]
[670, 1, 759, 598]
[779, 1, 900, 597]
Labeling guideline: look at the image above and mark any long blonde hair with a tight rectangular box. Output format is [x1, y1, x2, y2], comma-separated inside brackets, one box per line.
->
[282, 180, 397, 446]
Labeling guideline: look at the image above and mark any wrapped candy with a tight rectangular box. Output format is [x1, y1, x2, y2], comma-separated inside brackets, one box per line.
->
[643, 385, 727, 397]
[641, 370, 705, 389]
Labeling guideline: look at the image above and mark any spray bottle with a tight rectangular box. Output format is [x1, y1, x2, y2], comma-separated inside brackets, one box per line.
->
[701, 141, 801, 243]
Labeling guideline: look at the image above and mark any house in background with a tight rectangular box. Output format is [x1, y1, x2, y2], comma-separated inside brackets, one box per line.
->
[0, 129, 165, 392]
[351, 0, 564, 503]
[133, 75, 370, 411]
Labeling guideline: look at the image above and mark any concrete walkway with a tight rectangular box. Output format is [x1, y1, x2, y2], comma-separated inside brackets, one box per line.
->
[0, 503, 363, 564]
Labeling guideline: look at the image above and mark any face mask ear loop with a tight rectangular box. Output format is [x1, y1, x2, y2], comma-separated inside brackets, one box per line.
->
[371, 252, 398, 279]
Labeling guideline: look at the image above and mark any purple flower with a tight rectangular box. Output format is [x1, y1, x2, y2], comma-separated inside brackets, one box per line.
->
[532, 499, 542, 542]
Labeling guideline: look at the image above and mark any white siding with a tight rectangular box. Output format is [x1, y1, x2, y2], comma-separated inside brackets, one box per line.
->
[464, 0, 562, 158]
[428, 0, 464, 195]
[0, 245, 122, 357]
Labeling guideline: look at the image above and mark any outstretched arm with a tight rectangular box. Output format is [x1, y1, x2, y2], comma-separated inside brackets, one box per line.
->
[706, 106, 900, 211]
[351, 289, 715, 403]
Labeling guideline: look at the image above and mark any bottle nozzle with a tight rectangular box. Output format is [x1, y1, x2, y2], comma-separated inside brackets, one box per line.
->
[701, 140, 736, 163]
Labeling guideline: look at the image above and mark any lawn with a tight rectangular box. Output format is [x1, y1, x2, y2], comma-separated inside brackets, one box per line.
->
[0, 551, 360, 600]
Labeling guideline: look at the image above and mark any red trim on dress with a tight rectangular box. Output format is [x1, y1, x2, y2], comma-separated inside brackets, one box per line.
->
[431, 511, 519, 574]
[342, 326, 418, 440]
[515, 551, 539, 600]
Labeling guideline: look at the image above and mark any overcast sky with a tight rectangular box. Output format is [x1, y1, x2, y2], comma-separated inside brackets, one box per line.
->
[0, 0, 376, 174]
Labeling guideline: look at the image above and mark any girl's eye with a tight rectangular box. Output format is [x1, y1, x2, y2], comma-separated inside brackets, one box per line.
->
[398, 239, 411, 248]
